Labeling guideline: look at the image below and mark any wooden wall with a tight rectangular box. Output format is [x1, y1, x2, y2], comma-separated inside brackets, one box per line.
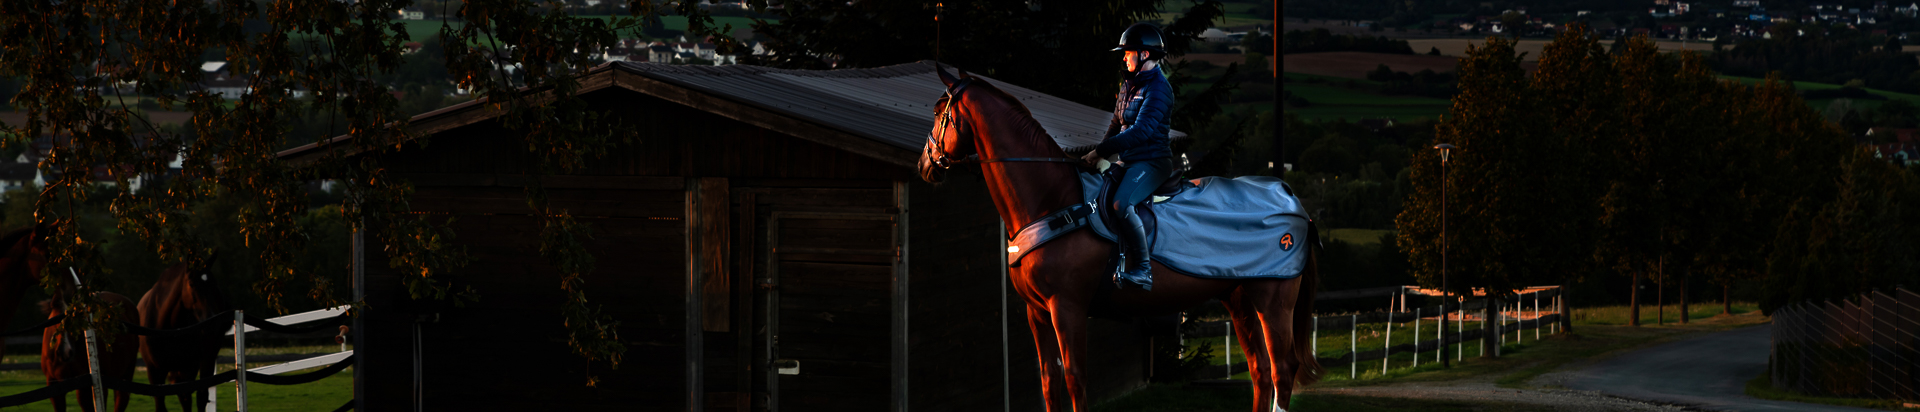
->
[902, 172, 1007, 412]
[359, 182, 690, 410]
[354, 85, 1150, 411]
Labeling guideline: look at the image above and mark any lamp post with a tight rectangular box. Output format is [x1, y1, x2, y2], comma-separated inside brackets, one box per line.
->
[1434, 143, 1454, 368]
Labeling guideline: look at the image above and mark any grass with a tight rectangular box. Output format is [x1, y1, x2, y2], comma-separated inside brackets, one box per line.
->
[1743, 372, 1920, 411]
[1568, 300, 1760, 326]
[0, 345, 353, 412]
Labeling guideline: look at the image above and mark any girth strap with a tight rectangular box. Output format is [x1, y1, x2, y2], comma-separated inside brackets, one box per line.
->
[950, 154, 1083, 164]
[1007, 202, 1096, 267]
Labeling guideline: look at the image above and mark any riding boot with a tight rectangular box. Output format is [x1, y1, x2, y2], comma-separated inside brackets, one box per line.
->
[1113, 204, 1153, 290]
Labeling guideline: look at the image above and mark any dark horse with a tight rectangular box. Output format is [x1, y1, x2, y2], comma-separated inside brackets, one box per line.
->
[0, 226, 137, 412]
[42, 289, 139, 412]
[917, 66, 1321, 412]
[136, 252, 227, 412]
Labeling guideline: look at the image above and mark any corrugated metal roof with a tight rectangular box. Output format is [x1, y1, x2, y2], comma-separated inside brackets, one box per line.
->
[610, 60, 1184, 153]
[279, 60, 1183, 166]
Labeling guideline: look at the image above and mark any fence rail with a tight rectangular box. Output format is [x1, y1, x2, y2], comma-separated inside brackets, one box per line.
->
[0, 306, 355, 410]
[1192, 285, 1567, 379]
[1770, 287, 1918, 402]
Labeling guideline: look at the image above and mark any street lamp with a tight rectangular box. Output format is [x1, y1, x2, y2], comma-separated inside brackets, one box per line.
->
[1433, 143, 1454, 368]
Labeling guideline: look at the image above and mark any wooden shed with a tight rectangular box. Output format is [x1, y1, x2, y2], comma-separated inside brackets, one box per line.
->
[279, 61, 1181, 411]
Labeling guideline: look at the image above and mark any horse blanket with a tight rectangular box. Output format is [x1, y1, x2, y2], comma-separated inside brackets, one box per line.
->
[1081, 172, 1311, 279]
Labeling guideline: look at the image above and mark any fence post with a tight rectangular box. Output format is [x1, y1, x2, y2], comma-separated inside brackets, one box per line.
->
[1534, 292, 1540, 340]
[1225, 318, 1233, 379]
[1414, 307, 1421, 369]
[1384, 312, 1393, 375]
[235, 310, 248, 412]
[1350, 313, 1358, 379]
[84, 326, 107, 412]
[1457, 299, 1464, 362]
[1311, 316, 1317, 356]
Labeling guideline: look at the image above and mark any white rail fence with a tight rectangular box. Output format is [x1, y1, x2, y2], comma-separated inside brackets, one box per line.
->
[1192, 286, 1567, 379]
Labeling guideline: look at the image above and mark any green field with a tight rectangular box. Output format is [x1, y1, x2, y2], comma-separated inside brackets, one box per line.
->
[0, 345, 352, 412]
[1284, 73, 1451, 122]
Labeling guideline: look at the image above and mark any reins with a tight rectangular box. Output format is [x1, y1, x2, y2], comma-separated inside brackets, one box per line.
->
[926, 77, 1081, 167]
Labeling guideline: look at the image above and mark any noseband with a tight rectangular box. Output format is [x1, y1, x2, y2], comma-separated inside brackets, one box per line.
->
[925, 77, 1082, 169]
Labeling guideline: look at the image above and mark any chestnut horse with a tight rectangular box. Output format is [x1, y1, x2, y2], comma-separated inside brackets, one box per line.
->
[42, 289, 139, 412]
[0, 225, 137, 412]
[137, 252, 227, 412]
[916, 66, 1321, 412]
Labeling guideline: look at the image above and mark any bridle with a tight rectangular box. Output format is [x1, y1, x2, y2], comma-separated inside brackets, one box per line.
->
[925, 77, 1082, 169]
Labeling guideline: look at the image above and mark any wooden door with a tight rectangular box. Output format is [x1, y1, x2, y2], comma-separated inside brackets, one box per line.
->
[764, 211, 896, 412]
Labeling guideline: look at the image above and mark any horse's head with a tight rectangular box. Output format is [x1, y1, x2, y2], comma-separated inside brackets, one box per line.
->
[919, 64, 979, 184]
[181, 249, 227, 309]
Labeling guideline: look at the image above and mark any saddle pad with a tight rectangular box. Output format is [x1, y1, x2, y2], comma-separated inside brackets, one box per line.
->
[1081, 172, 1310, 279]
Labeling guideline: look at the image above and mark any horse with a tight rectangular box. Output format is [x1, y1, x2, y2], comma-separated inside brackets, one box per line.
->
[136, 252, 227, 412]
[0, 226, 49, 362]
[40, 290, 139, 412]
[0, 225, 137, 412]
[916, 65, 1322, 412]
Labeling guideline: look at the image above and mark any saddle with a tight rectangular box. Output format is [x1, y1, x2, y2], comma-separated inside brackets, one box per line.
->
[1089, 156, 1193, 265]
[1008, 163, 1311, 281]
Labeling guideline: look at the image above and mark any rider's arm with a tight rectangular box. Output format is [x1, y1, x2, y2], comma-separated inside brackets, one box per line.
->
[1096, 80, 1171, 157]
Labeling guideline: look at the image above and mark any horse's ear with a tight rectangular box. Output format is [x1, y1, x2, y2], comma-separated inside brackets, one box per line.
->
[202, 249, 219, 267]
[935, 62, 957, 88]
[956, 68, 972, 79]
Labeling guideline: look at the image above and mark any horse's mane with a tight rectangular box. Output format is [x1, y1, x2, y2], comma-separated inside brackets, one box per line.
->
[938, 78, 1071, 159]
[0, 226, 34, 255]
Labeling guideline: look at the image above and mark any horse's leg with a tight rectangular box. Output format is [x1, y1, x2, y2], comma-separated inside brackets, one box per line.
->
[51, 388, 66, 412]
[1045, 297, 1092, 412]
[145, 363, 165, 412]
[114, 385, 129, 412]
[1223, 288, 1274, 411]
[1248, 278, 1305, 410]
[1025, 306, 1068, 412]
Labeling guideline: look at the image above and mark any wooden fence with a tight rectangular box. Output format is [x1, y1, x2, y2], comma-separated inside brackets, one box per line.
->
[1770, 287, 1918, 402]
[1193, 286, 1568, 379]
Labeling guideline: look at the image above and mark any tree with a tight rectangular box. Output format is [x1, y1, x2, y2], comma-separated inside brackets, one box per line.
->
[0, 0, 697, 374]
[1399, 34, 1584, 356]
[1430, 46, 1443, 56]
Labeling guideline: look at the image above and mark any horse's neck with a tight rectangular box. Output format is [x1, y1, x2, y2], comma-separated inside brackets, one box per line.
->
[970, 108, 1081, 233]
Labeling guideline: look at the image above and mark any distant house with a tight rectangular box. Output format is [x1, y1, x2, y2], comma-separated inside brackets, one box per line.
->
[648, 44, 676, 64]
[403, 42, 424, 55]
[398, 8, 425, 20]
[0, 163, 36, 196]
[199, 72, 249, 99]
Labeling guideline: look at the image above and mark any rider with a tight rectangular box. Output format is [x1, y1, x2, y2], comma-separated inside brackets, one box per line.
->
[1080, 22, 1174, 290]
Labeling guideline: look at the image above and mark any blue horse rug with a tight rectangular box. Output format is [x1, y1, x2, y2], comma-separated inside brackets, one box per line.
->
[1004, 171, 1312, 279]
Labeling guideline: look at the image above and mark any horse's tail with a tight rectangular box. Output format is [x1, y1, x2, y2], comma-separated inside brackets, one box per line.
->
[1293, 221, 1325, 388]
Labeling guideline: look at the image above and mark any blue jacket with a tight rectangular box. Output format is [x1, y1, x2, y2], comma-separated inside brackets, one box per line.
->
[1098, 65, 1174, 162]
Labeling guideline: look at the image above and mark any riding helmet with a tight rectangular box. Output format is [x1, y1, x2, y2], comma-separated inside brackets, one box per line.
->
[1111, 23, 1167, 60]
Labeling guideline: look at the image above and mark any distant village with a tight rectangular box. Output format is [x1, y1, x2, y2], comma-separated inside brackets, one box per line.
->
[1323, 1, 1920, 42]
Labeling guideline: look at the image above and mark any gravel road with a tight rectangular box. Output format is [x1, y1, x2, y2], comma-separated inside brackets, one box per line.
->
[1540, 324, 1878, 412]
[1307, 324, 1881, 411]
